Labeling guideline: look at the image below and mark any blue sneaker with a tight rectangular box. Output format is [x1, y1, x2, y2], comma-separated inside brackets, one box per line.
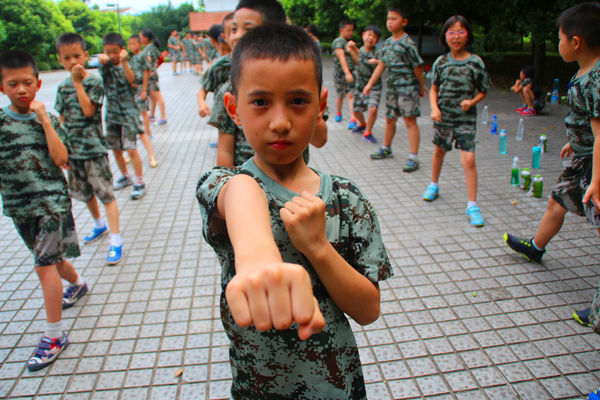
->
[27, 333, 69, 371]
[154, 118, 167, 125]
[62, 282, 88, 309]
[423, 185, 439, 201]
[348, 119, 358, 129]
[352, 124, 366, 133]
[83, 226, 108, 244]
[587, 390, 600, 400]
[149, 116, 155, 122]
[371, 147, 393, 159]
[363, 133, 378, 143]
[466, 206, 485, 227]
[334, 113, 342, 122]
[209, 141, 218, 147]
[573, 308, 591, 327]
[107, 245, 123, 265]
[403, 159, 420, 172]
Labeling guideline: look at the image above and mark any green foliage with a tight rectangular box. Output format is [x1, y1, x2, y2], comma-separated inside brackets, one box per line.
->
[37, 61, 51, 71]
[129, 2, 195, 51]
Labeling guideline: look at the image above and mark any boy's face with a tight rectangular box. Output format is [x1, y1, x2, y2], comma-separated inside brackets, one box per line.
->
[387, 11, 407, 33]
[58, 43, 88, 72]
[340, 24, 354, 40]
[0, 67, 40, 112]
[103, 44, 122, 65]
[362, 30, 379, 48]
[230, 8, 263, 50]
[225, 58, 326, 168]
[219, 41, 231, 56]
[222, 19, 233, 46]
[558, 28, 578, 62]
[128, 38, 141, 54]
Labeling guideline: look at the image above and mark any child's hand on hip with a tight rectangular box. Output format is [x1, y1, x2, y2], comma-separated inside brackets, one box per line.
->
[280, 192, 328, 256]
[225, 261, 325, 340]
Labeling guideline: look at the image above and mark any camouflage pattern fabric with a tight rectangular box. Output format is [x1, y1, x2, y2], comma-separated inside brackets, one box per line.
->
[129, 52, 151, 112]
[551, 155, 600, 227]
[0, 107, 72, 219]
[13, 212, 80, 267]
[385, 88, 421, 119]
[105, 122, 138, 151]
[182, 38, 195, 61]
[380, 34, 424, 93]
[148, 80, 160, 92]
[356, 47, 382, 92]
[430, 53, 491, 132]
[199, 54, 231, 94]
[143, 43, 161, 86]
[67, 156, 115, 204]
[590, 283, 600, 335]
[202, 39, 218, 63]
[98, 63, 144, 137]
[519, 77, 546, 112]
[334, 69, 356, 97]
[332, 36, 356, 74]
[432, 125, 476, 153]
[192, 40, 204, 64]
[168, 36, 183, 62]
[565, 59, 600, 156]
[196, 158, 392, 399]
[353, 89, 381, 113]
[55, 74, 106, 160]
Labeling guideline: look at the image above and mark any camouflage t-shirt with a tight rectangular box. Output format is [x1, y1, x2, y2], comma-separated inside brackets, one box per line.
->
[197, 158, 393, 399]
[332, 36, 356, 74]
[143, 43, 161, 83]
[520, 77, 546, 110]
[356, 46, 382, 92]
[182, 38, 195, 58]
[380, 34, 424, 93]
[129, 52, 151, 87]
[168, 36, 181, 57]
[202, 39, 217, 62]
[430, 53, 492, 130]
[200, 54, 231, 94]
[99, 63, 144, 134]
[0, 107, 71, 218]
[55, 74, 106, 159]
[565, 58, 600, 156]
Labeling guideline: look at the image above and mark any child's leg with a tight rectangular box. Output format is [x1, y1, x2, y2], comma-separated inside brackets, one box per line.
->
[336, 96, 344, 114]
[150, 90, 166, 120]
[519, 91, 526, 105]
[346, 92, 355, 120]
[138, 133, 156, 158]
[149, 97, 156, 118]
[128, 149, 144, 179]
[86, 196, 102, 220]
[36, 265, 65, 324]
[366, 107, 378, 133]
[354, 111, 366, 127]
[404, 116, 420, 155]
[104, 200, 120, 234]
[532, 198, 568, 249]
[141, 110, 150, 135]
[383, 117, 397, 147]
[112, 149, 128, 174]
[432, 145, 446, 183]
[522, 86, 535, 109]
[460, 150, 477, 202]
[55, 260, 79, 284]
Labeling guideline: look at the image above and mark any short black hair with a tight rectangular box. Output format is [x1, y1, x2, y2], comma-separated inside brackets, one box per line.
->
[235, 0, 287, 24]
[231, 23, 322, 97]
[0, 50, 39, 82]
[218, 35, 227, 44]
[103, 32, 124, 48]
[128, 34, 141, 42]
[306, 24, 319, 38]
[339, 18, 354, 30]
[56, 32, 86, 53]
[557, 2, 600, 49]
[364, 25, 382, 39]
[388, 4, 410, 19]
[207, 24, 223, 41]
[439, 15, 474, 48]
[222, 12, 234, 26]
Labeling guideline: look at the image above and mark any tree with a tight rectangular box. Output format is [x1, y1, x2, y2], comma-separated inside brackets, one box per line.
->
[58, 0, 99, 53]
[129, 2, 195, 50]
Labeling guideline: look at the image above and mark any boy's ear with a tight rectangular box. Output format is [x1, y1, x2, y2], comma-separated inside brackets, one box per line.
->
[0, 83, 4, 95]
[572, 35, 582, 50]
[317, 87, 328, 122]
[36, 78, 42, 92]
[402, 18, 408, 27]
[84, 50, 89, 59]
[224, 92, 242, 126]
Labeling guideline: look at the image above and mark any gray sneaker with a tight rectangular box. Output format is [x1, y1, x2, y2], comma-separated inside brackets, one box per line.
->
[113, 176, 133, 190]
[130, 184, 146, 200]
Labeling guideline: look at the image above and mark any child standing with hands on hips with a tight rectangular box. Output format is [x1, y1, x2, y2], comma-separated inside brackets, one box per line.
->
[422, 15, 491, 227]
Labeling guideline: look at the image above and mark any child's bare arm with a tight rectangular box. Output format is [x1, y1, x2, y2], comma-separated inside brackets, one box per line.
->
[346, 41, 359, 65]
[197, 88, 210, 117]
[30, 101, 68, 167]
[430, 84, 441, 123]
[70, 65, 97, 117]
[414, 65, 428, 97]
[141, 70, 149, 101]
[120, 50, 135, 83]
[461, 91, 487, 111]
[215, 175, 325, 339]
[335, 48, 354, 83]
[363, 61, 386, 95]
[215, 131, 235, 167]
[280, 192, 381, 325]
[583, 117, 600, 211]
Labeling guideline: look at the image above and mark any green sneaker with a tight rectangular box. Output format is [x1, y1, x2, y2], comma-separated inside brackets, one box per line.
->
[371, 148, 393, 159]
[503, 233, 545, 262]
[403, 158, 419, 172]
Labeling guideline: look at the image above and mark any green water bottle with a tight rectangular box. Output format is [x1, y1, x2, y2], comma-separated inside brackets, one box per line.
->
[533, 175, 543, 198]
[520, 168, 531, 190]
[511, 157, 519, 186]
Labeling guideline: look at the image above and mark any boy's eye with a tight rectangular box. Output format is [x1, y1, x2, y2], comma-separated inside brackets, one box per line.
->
[291, 98, 307, 106]
[252, 99, 267, 106]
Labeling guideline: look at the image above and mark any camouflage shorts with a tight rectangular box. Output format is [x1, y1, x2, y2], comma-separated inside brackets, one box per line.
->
[67, 156, 115, 205]
[169, 51, 183, 63]
[148, 78, 160, 92]
[353, 89, 381, 113]
[386, 89, 421, 119]
[13, 212, 80, 267]
[432, 124, 476, 153]
[551, 155, 600, 227]
[334, 70, 356, 98]
[106, 123, 137, 151]
[135, 89, 149, 112]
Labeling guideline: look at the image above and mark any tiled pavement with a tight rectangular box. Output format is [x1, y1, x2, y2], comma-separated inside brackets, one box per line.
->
[0, 59, 599, 399]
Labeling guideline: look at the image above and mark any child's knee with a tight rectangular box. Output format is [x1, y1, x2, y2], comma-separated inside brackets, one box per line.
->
[433, 146, 446, 158]
[403, 116, 417, 127]
[461, 152, 476, 169]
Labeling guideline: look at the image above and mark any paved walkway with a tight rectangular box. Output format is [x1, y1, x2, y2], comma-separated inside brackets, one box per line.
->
[0, 59, 599, 399]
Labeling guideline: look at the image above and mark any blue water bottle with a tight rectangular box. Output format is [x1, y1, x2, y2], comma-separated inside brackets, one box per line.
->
[532, 147, 541, 168]
[491, 115, 498, 135]
[499, 129, 507, 154]
[551, 79, 559, 104]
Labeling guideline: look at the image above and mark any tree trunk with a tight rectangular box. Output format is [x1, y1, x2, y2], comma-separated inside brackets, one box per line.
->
[417, 21, 424, 55]
[533, 40, 546, 86]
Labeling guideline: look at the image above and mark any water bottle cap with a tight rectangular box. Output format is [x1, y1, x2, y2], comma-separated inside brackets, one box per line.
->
[532, 147, 542, 154]
[492, 115, 497, 118]
[519, 118, 523, 122]
[555, 79, 559, 82]
[522, 170, 531, 176]
[513, 156, 519, 162]
[540, 134, 547, 139]
[535, 175, 542, 179]
[500, 130, 506, 136]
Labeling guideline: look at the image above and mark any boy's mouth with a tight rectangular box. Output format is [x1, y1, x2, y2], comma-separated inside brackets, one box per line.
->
[270, 140, 292, 151]
[18, 97, 29, 102]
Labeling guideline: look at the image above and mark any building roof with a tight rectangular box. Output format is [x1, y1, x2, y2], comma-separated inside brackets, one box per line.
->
[189, 11, 232, 32]
[100, 7, 132, 14]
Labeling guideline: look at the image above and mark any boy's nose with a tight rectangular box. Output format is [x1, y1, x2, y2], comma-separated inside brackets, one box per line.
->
[269, 112, 292, 133]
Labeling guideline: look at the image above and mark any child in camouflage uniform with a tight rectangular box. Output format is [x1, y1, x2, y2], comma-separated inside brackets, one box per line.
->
[504, 3, 600, 336]
[139, 29, 167, 125]
[421, 16, 491, 227]
[0, 50, 88, 371]
[510, 65, 545, 116]
[332, 18, 358, 128]
[182, 32, 195, 73]
[197, 24, 392, 399]
[98, 33, 147, 209]
[347, 25, 383, 143]
[167, 30, 183, 75]
[364, 4, 427, 172]
[201, 25, 220, 67]
[192, 33, 204, 74]
[127, 35, 158, 168]
[55, 33, 126, 265]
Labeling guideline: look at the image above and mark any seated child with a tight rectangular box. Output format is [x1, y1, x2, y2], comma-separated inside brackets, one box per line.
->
[0, 50, 87, 371]
[197, 23, 392, 399]
[511, 65, 545, 116]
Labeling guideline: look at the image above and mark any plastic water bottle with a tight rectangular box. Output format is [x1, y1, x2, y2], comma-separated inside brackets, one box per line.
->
[532, 147, 541, 168]
[516, 119, 524, 141]
[520, 168, 531, 190]
[539, 134, 547, 153]
[511, 157, 519, 186]
[499, 129, 507, 154]
[551, 79, 559, 104]
[491, 115, 498, 135]
[533, 175, 544, 198]
[481, 106, 488, 125]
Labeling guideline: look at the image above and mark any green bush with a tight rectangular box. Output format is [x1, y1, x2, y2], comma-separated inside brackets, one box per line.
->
[50, 61, 62, 70]
[37, 62, 51, 71]
[321, 42, 332, 55]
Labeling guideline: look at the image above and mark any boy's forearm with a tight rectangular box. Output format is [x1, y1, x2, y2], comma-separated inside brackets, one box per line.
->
[470, 91, 487, 106]
[591, 118, 600, 184]
[142, 70, 149, 93]
[73, 82, 97, 117]
[122, 60, 135, 83]
[429, 85, 439, 110]
[368, 62, 386, 87]
[41, 118, 68, 166]
[335, 49, 351, 75]
[414, 65, 425, 89]
[197, 87, 208, 106]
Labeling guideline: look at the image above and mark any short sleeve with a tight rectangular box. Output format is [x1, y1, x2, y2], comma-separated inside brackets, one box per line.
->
[475, 59, 492, 93]
[55, 85, 64, 115]
[519, 78, 532, 88]
[430, 57, 443, 87]
[49, 113, 68, 143]
[344, 183, 393, 283]
[87, 77, 104, 106]
[332, 38, 345, 51]
[584, 71, 600, 118]
[408, 44, 424, 69]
